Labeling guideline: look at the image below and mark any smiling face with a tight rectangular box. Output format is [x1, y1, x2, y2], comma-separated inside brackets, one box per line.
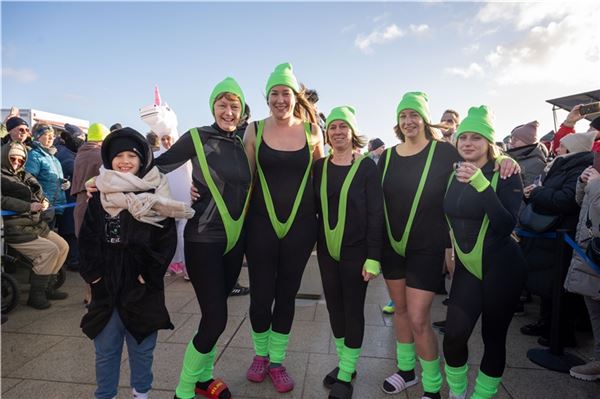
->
[327, 120, 353, 152]
[160, 134, 173, 149]
[268, 85, 296, 120]
[9, 125, 30, 142]
[111, 151, 141, 174]
[398, 109, 425, 140]
[213, 94, 242, 132]
[457, 132, 489, 164]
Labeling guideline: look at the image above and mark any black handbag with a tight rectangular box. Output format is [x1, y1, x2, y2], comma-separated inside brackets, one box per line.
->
[519, 203, 562, 233]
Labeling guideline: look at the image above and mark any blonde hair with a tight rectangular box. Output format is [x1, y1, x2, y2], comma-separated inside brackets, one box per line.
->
[393, 120, 445, 142]
[325, 125, 368, 149]
[293, 85, 318, 124]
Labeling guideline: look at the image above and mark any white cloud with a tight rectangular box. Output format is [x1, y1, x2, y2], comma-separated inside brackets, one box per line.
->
[463, 43, 480, 54]
[2, 67, 38, 83]
[444, 63, 485, 79]
[373, 12, 390, 23]
[354, 24, 405, 53]
[409, 24, 429, 35]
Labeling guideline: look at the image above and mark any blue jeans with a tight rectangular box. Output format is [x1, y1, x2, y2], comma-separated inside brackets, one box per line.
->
[94, 310, 157, 399]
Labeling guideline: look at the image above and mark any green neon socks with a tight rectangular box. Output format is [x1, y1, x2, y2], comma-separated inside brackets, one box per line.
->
[251, 329, 270, 357]
[445, 363, 468, 396]
[337, 345, 361, 382]
[175, 343, 216, 399]
[396, 342, 416, 371]
[334, 337, 344, 358]
[419, 357, 442, 394]
[268, 330, 290, 364]
[471, 370, 502, 399]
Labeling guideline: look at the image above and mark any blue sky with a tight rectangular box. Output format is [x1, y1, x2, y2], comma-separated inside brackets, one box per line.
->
[2, 1, 599, 146]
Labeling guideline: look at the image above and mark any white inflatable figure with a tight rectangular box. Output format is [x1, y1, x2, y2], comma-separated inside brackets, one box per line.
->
[140, 86, 192, 276]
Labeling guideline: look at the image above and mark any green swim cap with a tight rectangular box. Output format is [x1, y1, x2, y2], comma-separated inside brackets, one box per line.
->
[455, 105, 495, 143]
[326, 106, 358, 136]
[209, 77, 246, 116]
[265, 62, 300, 96]
[396, 92, 430, 124]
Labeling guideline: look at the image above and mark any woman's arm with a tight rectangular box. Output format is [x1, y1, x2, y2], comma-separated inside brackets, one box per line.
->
[243, 122, 257, 177]
[154, 131, 196, 173]
[311, 123, 325, 161]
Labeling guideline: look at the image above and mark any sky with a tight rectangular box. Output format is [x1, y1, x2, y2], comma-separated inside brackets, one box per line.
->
[2, 0, 599, 147]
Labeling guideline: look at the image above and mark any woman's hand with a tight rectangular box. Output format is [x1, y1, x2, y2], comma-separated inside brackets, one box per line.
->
[30, 202, 44, 212]
[362, 267, 376, 282]
[455, 162, 480, 183]
[137, 275, 146, 284]
[494, 157, 520, 179]
[190, 185, 200, 202]
[580, 166, 600, 184]
[523, 184, 537, 198]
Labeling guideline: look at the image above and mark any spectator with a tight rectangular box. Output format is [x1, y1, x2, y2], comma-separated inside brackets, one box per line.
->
[519, 131, 596, 347]
[552, 106, 600, 155]
[506, 121, 549, 186]
[564, 165, 600, 381]
[1, 142, 69, 309]
[146, 131, 160, 152]
[109, 123, 122, 132]
[440, 109, 460, 143]
[2, 115, 32, 146]
[367, 138, 385, 164]
[54, 124, 86, 271]
[25, 124, 69, 228]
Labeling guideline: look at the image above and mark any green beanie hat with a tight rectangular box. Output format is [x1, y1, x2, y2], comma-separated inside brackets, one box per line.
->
[209, 77, 246, 116]
[87, 123, 109, 142]
[455, 105, 495, 143]
[396, 92, 430, 124]
[265, 62, 300, 96]
[326, 106, 358, 135]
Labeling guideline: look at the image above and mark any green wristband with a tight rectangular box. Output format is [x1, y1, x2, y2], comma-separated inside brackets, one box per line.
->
[364, 258, 381, 276]
[469, 169, 490, 193]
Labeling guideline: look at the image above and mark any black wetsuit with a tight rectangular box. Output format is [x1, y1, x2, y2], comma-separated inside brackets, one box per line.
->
[246, 131, 317, 337]
[379, 140, 460, 291]
[155, 124, 251, 353]
[443, 161, 526, 377]
[313, 156, 384, 348]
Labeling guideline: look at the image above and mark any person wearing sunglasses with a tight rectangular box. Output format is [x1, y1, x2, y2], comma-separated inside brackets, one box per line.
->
[2, 115, 32, 146]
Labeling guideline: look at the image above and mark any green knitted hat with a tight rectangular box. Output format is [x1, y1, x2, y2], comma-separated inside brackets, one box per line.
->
[396, 92, 430, 124]
[265, 62, 300, 96]
[455, 105, 495, 143]
[326, 106, 358, 135]
[209, 77, 246, 116]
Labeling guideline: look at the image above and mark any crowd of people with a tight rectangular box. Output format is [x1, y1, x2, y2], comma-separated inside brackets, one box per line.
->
[1, 62, 599, 399]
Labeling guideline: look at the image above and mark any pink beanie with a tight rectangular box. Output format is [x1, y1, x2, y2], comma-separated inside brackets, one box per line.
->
[510, 121, 539, 145]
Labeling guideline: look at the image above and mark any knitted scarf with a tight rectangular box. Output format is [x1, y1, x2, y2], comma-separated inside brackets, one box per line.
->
[95, 166, 194, 227]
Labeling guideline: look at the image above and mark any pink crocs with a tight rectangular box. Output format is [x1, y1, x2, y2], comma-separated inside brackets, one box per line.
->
[267, 365, 294, 393]
[246, 356, 269, 382]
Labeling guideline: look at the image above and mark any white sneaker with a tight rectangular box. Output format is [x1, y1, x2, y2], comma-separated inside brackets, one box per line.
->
[449, 391, 467, 399]
[132, 388, 149, 399]
[570, 360, 600, 381]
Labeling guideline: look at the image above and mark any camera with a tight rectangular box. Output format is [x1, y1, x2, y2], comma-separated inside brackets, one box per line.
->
[579, 102, 600, 116]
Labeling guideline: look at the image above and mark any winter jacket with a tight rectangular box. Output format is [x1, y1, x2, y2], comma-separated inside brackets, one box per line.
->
[0, 142, 50, 243]
[79, 192, 176, 343]
[25, 142, 66, 213]
[507, 143, 548, 186]
[520, 151, 594, 297]
[71, 141, 103, 234]
[564, 177, 600, 300]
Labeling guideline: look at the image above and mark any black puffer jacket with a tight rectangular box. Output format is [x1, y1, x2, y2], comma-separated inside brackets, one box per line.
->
[0, 142, 50, 243]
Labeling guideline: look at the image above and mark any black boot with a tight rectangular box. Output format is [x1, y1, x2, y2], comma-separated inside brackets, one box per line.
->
[27, 274, 51, 309]
[46, 274, 68, 300]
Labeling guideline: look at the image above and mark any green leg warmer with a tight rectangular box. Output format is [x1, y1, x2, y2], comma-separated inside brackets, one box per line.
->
[251, 328, 271, 357]
[418, 357, 442, 393]
[334, 336, 344, 359]
[396, 341, 416, 371]
[175, 342, 216, 399]
[445, 363, 468, 396]
[471, 370, 501, 399]
[268, 330, 290, 364]
[337, 345, 361, 382]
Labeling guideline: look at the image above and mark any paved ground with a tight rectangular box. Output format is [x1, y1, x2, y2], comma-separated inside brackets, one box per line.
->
[2, 255, 599, 399]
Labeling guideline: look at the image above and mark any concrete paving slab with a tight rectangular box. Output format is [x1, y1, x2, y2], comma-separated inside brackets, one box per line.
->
[165, 291, 197, 314]
[0, 379, 96, 399]
[158, 312, 192, 343]
[0, 378, 22, 393]
[502, 367, 600, 399]
[18, 307, 87, 337]
[8, 336, 96, 383]
[1, 333, 65, 376]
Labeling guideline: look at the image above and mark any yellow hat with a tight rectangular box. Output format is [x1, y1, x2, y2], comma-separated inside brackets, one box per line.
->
[87, 123, 109, 142]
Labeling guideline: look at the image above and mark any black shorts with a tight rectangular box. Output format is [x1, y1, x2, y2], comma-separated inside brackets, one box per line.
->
[381, 245, 445, 292]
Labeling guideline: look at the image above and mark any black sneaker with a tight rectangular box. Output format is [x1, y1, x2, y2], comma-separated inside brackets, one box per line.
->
[432, 320, 446, 329]
[520, 320, 549, 336]
[230, 283, 250, 296]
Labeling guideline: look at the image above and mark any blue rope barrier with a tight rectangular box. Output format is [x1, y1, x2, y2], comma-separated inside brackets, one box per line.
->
[563, 233, 600, 275]
[515, 228, 557, 239]
[1, 202, 76, 217]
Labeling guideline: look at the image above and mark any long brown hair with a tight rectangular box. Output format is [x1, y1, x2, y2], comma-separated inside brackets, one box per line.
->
[293, 84, 318, 124]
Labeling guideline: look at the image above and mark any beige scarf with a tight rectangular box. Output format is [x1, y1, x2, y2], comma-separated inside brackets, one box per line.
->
[95, 166, 195, 227]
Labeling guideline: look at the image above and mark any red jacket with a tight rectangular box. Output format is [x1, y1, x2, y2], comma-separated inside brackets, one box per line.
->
[552, 124, 600, 154]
